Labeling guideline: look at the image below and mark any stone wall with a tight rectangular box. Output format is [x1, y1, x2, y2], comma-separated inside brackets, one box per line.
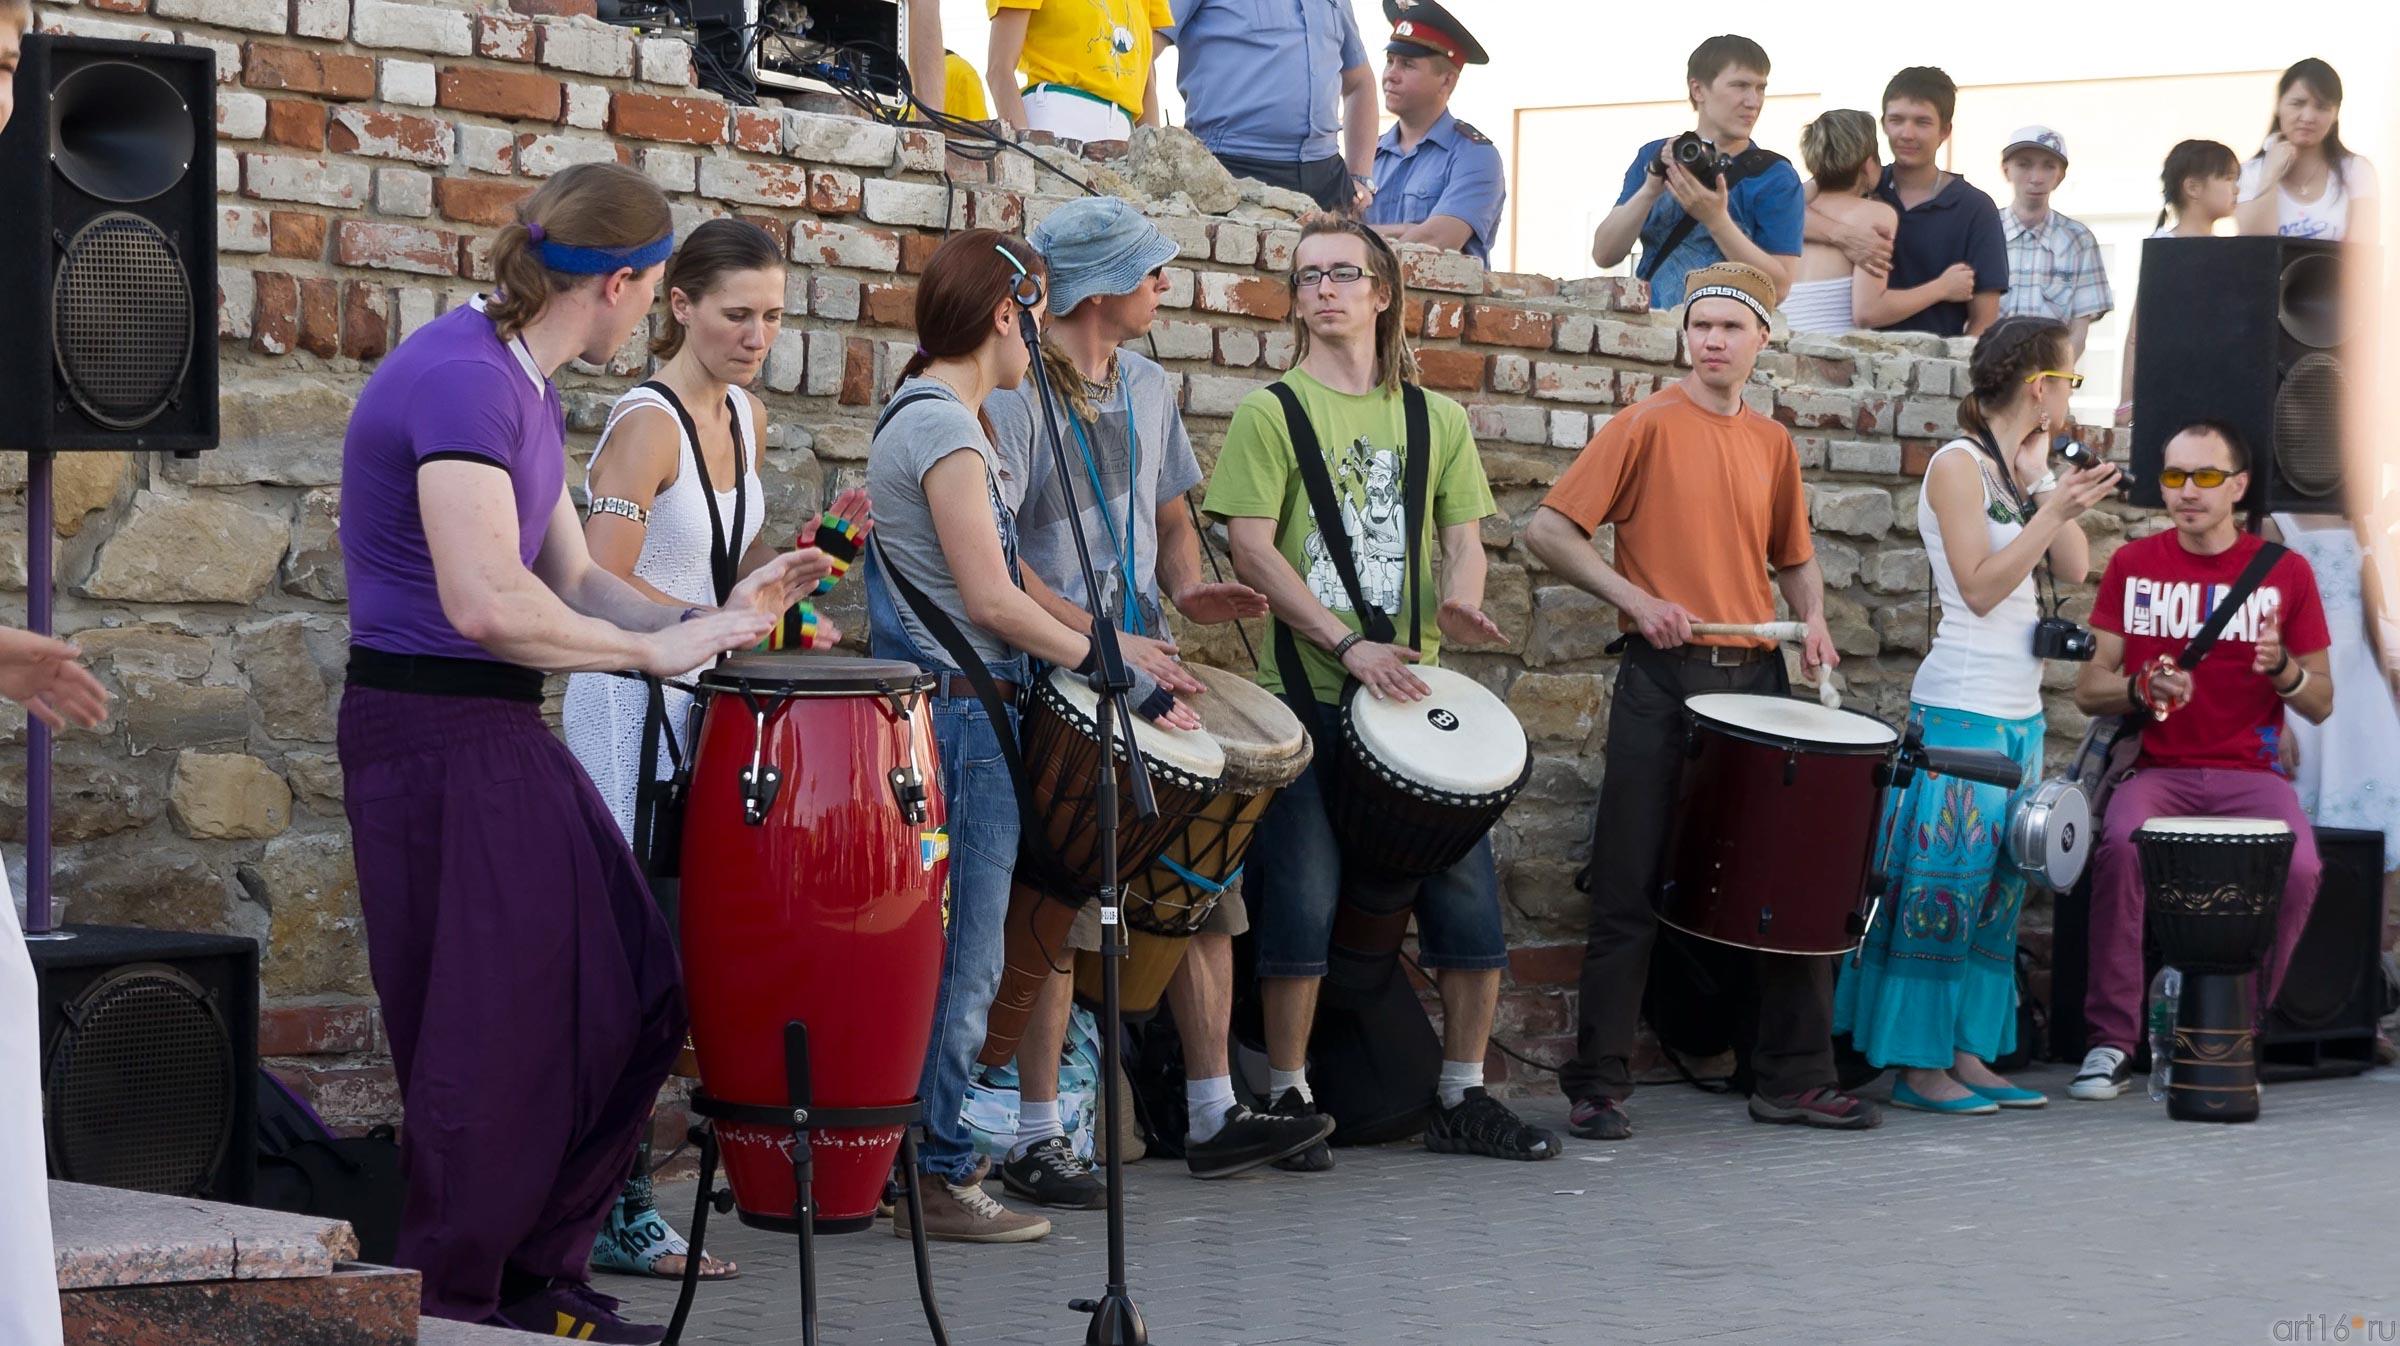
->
[14, 0, 2138, 1121]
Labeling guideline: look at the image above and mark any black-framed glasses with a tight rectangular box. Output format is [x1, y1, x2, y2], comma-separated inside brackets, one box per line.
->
[2157, 467, 2235, 489]
[1293, 264, 1369, 287]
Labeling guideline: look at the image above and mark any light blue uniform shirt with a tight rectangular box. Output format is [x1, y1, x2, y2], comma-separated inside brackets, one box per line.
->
[1164, 0, 1367, 163]
[1365, 111, 1506, 263]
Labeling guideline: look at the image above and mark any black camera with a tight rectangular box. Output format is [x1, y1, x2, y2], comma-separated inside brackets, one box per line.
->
[2033, 615, 2097, 662]
[2058, 439, 2136, 491]
[1650, 131, 1733, 188]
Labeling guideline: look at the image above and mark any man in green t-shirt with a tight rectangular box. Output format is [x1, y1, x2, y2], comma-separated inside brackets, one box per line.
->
[1203, 216, 1561, 1165]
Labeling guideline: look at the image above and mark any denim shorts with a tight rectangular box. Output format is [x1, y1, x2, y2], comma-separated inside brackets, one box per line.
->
[1242, 718, 1508, 979]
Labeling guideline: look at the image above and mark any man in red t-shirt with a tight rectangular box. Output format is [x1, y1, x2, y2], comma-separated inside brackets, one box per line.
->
[2068, 421, 2335, 1099]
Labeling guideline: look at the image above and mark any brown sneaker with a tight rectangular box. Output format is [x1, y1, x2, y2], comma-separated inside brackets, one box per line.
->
[890, 1173, 1052, 1244]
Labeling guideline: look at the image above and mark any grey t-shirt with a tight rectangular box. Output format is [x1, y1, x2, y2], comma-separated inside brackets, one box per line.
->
[867, 377, 1025, 669]
[987, 348, 1203, 635]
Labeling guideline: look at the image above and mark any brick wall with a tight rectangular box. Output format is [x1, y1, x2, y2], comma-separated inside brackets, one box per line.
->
[15, 0, 2140, 1118]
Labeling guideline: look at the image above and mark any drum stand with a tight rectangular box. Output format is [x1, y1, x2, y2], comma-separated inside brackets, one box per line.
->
[662, 1021, 951, 1346]
[1013, 273, 1158, 1346]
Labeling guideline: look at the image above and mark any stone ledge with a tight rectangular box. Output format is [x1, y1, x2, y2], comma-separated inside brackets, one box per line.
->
[52, 1181, 358, 1289]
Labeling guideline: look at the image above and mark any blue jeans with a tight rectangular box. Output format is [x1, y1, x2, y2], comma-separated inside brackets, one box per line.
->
[1244, 720, 1509, 979]
[913, 696, 1021, 1183]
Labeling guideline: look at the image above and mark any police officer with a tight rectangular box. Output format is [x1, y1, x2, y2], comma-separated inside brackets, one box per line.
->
[1364, 0, 1504, 264]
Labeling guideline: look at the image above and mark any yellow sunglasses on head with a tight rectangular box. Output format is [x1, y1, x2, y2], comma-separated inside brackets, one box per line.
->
[2025, 369, 2085, 389]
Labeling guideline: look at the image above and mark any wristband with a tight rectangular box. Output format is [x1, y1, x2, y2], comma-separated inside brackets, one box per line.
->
[763, 599, 818, 652]
[2268, 651, 2292, 679]
[1333, 632, 1364, 661]
[810, 510, 864, 595]
[2276, 663, 2309, 699]
[2027, 470, 2059, 497]
[592, 496, 650, 526]
[1077, 638, 1101, 676]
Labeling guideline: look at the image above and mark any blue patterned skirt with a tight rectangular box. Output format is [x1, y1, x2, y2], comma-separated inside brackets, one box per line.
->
[1833, 703, 2045, 1069]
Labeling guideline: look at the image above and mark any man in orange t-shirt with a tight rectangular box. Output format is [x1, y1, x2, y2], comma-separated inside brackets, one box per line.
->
[1525, 261, 1880, 1140]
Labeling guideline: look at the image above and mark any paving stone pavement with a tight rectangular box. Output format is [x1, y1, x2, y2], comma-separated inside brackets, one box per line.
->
[616, 1063, 2398, 1346]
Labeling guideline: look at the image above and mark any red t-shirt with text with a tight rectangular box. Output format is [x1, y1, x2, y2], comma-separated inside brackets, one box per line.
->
[2089, 531, 2329, 773]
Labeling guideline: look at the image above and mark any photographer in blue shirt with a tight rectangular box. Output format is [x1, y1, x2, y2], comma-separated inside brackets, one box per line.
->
[1589, 34, 1805, 309]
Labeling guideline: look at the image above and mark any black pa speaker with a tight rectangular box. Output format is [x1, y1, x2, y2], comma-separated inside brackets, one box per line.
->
[2263, 825, 2387, 1078]
[0, 34, 217, 454]
[29, 925, 259, 1203]
[2131, 236, 2345, 514]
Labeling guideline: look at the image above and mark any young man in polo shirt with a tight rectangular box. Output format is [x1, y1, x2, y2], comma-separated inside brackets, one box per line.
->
[1996, 125, 2113, 358]
[1524, 261, 1879, 1142]
[1811, 66, 2008, 337]
[1590, 34, 1804, 309]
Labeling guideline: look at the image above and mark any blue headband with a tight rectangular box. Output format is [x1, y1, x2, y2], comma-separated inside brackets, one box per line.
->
[534, 231, 674, 275]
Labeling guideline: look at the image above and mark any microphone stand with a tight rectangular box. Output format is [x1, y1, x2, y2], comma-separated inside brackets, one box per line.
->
[1012, 291, 1156, 1346]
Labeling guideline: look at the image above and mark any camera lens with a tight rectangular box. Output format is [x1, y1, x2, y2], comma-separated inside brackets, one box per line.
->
[1676, 137, 1709, 166]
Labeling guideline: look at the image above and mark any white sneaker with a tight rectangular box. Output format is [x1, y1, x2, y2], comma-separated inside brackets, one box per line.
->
[2069, 1046, 2131, 1100]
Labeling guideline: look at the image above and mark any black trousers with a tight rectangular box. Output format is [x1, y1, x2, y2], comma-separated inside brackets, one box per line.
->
[1558, 643, 1838, 1104]
[1210, 151, 1350, 211]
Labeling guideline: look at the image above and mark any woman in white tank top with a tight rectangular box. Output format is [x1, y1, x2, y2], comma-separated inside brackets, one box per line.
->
[561, 219, 848, 1282]
[1834, 317, 2119, 1114]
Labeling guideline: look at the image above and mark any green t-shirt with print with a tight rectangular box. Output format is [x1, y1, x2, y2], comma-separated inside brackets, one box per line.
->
[1202, 368, 1496, 705]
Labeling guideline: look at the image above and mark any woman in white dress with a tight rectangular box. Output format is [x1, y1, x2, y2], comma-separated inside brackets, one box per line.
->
[2273, 513, 2400, 892]
[561, 218, 852, 1281]
[2236, 58, 2378, 244]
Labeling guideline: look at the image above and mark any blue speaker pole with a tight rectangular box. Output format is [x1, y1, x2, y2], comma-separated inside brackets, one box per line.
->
[23, 450, 66, 943]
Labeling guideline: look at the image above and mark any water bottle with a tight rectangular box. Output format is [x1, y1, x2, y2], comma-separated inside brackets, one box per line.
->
[2146, 966, 2182, 1102]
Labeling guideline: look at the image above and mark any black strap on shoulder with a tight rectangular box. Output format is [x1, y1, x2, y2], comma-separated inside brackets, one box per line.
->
[630, 675, 688, 879]
[1636, 145, 1787, 283]
[1266, 380, 1433, 651]
[2179, 541, 2288, 669]
[638, 380, 748, 606]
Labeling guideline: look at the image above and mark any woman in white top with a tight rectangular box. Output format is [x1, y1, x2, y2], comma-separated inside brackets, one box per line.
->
[2236, 58, 2378, 243]
[562, 218, 844, 1282]
[1834, 316, 2118, 1114]
[2272, 512, 2400, 879]
[1793, 109, 1969, 334]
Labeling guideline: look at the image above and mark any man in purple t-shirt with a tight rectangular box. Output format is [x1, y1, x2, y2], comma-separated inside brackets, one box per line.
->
[337, 162, 825, 1342]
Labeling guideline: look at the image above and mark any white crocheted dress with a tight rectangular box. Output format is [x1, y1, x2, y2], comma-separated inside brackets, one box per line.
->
[563, 385, 765, 844]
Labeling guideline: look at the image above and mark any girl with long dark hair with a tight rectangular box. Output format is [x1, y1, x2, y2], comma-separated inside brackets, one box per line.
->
[2236, 59, 2378, 242]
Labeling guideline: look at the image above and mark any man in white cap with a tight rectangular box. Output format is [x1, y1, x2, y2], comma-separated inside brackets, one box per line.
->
[983, 197, 1333, 1208]
[1998, 124, 2112, 357]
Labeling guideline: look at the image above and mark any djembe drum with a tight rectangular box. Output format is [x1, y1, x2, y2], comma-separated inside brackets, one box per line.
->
[2136, 816, 2293, 1124]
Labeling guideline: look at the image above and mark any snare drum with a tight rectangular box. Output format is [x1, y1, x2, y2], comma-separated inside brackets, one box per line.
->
[1328, 665, 1529, 883]
[977, 666, 1225, 1067]
[2007, 776, 2091, 892]
[1076, 665, 1313, 1013]
[1658, 693, 1899, 957]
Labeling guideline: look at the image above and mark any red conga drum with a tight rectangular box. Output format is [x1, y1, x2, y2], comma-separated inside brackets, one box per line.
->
[1657, 692, 1899, 956]
[679, 653, 946, 1232]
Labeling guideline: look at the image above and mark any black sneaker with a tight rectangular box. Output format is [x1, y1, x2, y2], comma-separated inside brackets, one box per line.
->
[1185, 1104, 1336, 1180]
[1425, 1088, 1563, 1161]
[1567, 1096, 1632, 1141]
[998, 1135, 1105, 1210]
[1265, 1088, 1335, 1173]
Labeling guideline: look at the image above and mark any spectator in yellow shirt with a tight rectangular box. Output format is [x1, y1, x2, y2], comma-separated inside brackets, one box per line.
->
[945, 49, 992, 121]
[987, 0, 1171, 143]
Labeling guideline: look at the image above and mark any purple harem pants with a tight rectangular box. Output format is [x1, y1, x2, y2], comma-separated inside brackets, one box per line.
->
[338, 685, 685, 1322]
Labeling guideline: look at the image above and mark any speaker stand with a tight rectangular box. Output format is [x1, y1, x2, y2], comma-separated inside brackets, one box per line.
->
[662, 1023, 949, 1346]
[23, 449, 68, 942]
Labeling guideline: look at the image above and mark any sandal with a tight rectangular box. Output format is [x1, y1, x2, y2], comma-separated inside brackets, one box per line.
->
[590, 1177, 739, 1281]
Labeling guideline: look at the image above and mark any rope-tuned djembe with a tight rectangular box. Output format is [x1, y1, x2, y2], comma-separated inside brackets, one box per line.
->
[2136, 816, 2293, 1123]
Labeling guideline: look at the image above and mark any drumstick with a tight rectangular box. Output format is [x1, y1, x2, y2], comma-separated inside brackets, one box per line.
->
[1690, 621, 1811, 642]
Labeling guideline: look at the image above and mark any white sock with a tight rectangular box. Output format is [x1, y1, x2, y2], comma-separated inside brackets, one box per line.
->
[1267, 1066, 1312, 1105]
[1184, 1075, 1237, 1143]
[1011, 1098, 1062, 1159]
[1438, 1059, 1484, 1110]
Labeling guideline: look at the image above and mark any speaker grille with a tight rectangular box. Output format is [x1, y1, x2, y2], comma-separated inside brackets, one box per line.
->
[43, 963, 235, 1196]
[52, 212, 193, 430]
[2272, 352, 2344, 500]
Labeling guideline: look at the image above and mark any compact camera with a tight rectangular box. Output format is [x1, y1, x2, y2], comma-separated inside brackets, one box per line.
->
[2033, 615, 2098, 662]
[1650, 131, 1734, 188]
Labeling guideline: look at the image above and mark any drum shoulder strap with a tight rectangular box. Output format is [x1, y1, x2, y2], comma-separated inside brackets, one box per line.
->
[1266, 381, 1395, 646]
[2179, 541, 2286, 668]
[1400, 383, 1430, 653]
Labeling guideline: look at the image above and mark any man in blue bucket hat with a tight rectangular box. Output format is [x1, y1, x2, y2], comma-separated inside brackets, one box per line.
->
[981, 197, 1333, 1207]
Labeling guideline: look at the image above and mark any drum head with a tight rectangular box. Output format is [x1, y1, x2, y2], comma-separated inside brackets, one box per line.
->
[1044, 667, 1227, 781]
[1186, 664, 1311, 794]
[2014, 777, 2091, 891]
[1685, 692, 1898, 750]
[2135, 816, 2292, 839]
[701, 652, 931, 694]
[1346, 665, 1526, 797]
